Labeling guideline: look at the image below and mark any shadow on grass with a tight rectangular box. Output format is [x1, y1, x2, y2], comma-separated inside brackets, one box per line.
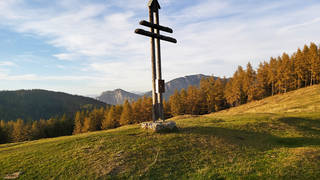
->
[279, 116, 320, 135]
[178, 125, 320, 151]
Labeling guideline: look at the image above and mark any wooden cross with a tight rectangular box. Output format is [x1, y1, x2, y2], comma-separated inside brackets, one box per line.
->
[135, 0, 177, 122]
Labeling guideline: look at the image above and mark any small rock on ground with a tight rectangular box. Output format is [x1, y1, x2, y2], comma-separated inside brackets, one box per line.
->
[4, 171, 23, 179]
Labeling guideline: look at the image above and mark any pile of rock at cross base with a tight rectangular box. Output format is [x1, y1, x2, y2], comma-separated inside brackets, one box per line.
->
[141, 121, 177, 132]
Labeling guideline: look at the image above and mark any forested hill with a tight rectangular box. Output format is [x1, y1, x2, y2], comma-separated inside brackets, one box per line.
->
[0, 89, 107, 122]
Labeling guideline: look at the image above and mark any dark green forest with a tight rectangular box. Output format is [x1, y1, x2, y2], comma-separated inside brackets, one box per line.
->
[1, 42, 320, 144]
[0, 89, 106, 122]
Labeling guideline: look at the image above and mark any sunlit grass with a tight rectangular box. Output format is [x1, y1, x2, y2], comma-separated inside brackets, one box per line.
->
[218, 85, 320, 115]
[1, 85, 320, 179]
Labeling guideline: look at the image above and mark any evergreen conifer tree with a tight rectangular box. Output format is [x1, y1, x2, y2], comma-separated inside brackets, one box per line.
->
[0, 125, 5, 144]
[0, 120, 8, 144]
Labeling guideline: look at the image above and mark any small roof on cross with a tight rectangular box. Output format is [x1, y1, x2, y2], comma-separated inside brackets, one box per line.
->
[148, 0, 161, 9]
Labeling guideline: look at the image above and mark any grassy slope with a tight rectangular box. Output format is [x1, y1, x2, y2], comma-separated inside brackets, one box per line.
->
[1, 86, 320, 179]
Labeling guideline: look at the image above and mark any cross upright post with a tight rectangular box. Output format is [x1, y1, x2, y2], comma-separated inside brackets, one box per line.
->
[135, 0, 177, 122]
[154, 9, 164, 121]
[149, 3, 159, 122]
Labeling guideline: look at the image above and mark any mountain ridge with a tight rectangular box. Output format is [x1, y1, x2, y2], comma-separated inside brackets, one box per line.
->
[97, 74, 210, 105]
[97, 89, 141, 105]
[0, 89, 107, 122]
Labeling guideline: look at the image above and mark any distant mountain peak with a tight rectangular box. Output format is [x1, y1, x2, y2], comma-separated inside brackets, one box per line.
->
[97, 74, 212, 105]
[114, 89, 124, 91]
[97, 89, 141, 105]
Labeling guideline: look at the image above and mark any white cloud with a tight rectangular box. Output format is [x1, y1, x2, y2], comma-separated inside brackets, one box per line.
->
[53, 53, 80, 61]
[0, 73, 103, 81]
[174, 0, 229, 22]
[278, 17, 320, 34]
[0, 61, 16, 67]
[1, 0, 320, 94]
[0, 0, 24, 20]
[162, 0, 320, 76]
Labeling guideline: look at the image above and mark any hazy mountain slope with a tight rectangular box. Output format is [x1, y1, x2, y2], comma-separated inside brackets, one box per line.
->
[145, 74, 210, 100]
[98, 74, 210, 105]
[97, 89, 141, 105]
[1, 85, 320, 179]
[0, 89, 106, 121]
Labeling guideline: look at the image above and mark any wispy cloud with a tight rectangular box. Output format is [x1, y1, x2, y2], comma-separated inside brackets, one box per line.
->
[0, 0, 320, 94]
[53, 53, 81, 61]
[0, 73, 103, 81]
[0, 61, 16, 67]
[278, 17, 320, 34]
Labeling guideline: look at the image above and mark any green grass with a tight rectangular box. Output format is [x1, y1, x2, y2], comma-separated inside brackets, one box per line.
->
[1, 85, 320, 179]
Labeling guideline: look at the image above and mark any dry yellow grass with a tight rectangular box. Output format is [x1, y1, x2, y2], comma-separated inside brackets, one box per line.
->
[216, 85, 320, 115]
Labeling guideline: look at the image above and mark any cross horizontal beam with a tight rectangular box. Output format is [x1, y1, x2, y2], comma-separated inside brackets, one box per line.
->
[139, 20, 173, 33]
[135, 29, 177, 44]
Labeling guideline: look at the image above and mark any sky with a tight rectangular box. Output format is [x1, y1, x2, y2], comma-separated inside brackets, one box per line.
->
[0, 0, 320, 96]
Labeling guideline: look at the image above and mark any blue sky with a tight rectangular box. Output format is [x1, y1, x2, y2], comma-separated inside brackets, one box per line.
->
[0, 0, 320, 95]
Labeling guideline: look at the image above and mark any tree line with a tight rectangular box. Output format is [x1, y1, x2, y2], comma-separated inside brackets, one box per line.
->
[0, 115, 73, 144]
[165, 42, 320, 115]
[1, 42, 319, 143]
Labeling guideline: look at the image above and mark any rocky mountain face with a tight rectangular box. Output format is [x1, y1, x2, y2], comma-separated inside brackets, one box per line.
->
[144, 74, 209, 100]
[97, 89, 141, 105]
[97, 74, 210, 105]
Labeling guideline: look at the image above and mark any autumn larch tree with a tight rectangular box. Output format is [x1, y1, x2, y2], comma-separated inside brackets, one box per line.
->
[169, 89, 183, 116]
[101, 106, 119, 130]
[12, 119, 28, 142]
[120, 100, 134, 125]
[131, 98, 143, 123]
[309, 43, 320, 85]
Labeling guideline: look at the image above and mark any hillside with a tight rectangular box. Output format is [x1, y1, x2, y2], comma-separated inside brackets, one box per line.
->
[0, 89, 107, 121]
[98, 74, 210, 105]
[219, 84, 320, 115]
[145, 74, 210, 100]
[0, 85, 320, 179]
[97, 89, 141, 105]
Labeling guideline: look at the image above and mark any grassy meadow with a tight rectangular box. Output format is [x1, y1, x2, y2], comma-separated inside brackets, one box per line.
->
[1, 85, 320, 179]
